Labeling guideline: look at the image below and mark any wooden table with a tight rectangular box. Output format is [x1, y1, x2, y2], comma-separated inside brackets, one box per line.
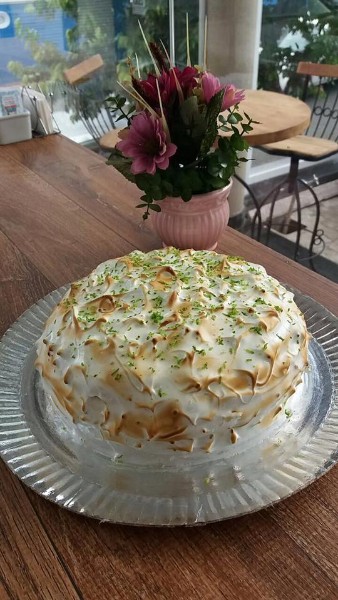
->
[222, 89, 311, 146]
[100, 89, 311, 150]
[0, 135, 337, 600]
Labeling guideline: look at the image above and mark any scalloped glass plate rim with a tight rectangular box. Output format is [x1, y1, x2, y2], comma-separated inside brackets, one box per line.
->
[0, 283, 337, 527]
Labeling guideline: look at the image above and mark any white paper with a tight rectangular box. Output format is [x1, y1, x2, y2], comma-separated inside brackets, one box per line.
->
[21, 87, 54, 135]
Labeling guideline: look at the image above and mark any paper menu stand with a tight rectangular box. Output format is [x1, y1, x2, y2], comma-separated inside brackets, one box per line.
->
[0, 87, 32, 145]
[21, 86, 58, 136]
[0, 87, 24, 116]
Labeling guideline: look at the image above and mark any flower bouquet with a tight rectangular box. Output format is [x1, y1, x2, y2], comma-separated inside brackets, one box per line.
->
[106, 35, 256, 225]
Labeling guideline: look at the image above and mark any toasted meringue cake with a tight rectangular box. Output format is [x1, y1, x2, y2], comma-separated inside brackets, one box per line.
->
[36, 248, 309, 453]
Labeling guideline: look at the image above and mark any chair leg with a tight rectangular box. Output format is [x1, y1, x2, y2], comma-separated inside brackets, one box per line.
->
[293, 178, 302, 261]
[234, 164, 323, 274]
[233, 174, 262, 240]
[264, 181, 285, 246]
[297, 177, 323, 271]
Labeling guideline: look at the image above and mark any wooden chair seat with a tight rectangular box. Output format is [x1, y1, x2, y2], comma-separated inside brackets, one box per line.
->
[260, 135, 338, 160]
[64, 54, 104, 86]
[100, 128, 123, 151]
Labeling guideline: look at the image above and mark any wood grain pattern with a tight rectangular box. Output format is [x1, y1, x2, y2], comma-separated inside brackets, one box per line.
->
[261, 135, 338, 159]
[21, 488, 338, 600]
[0, 233, 80, 600]
[0, 149, 134, 286]
[0, 134, 337, 600]
[0, 464, 81, 600]
[0, 231, 53, 335]
[3, 137, 337, 314]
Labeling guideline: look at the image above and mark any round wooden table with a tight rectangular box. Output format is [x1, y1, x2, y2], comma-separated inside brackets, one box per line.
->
[99, 89, 311, 151]
[222, 89, 311, 146]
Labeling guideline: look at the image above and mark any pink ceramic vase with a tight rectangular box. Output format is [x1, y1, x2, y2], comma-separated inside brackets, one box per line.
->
[150, 180, 232, 250]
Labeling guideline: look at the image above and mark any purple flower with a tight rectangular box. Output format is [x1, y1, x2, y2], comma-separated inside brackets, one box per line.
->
[116, 112, 177, 176]
[201, 72, 245, 110]
[132, 66, 198, 113]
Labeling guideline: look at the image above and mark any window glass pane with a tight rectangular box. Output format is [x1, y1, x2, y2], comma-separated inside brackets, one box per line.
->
[174, 0, 199, 69]
[259, 0, 338, 94]
[0, 1, 170, 142]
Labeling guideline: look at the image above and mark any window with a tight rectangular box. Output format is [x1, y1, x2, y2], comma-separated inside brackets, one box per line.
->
[0, 1, 199, 142]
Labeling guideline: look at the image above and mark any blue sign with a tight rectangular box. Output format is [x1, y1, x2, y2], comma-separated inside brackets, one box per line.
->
[0, 5, 15, 39]
[263, 0, 278, 6]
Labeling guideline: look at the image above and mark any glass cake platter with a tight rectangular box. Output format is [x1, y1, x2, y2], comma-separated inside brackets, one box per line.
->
[0, 285, 337, 526]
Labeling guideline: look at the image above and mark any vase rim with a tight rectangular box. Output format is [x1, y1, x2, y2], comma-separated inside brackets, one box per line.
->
[152, 179, 232, 216]
[182, 178, 232, 200]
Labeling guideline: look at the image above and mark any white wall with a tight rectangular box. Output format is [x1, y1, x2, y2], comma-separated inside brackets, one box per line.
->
[206, 0, 263, 216]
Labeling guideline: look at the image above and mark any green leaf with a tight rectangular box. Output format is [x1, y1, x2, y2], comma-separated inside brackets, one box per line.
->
[199, 88, 225, 157]
[207, 155, 222, 177]
[135, 173, 154, 191]
[149, 204, 161, 212]
[241, 123, 253, 132]
[205, 175, 227, 189]
[161, 180, 174, 196]
[181, 187, 192, 202]
[151, 186, 165, 201]
[179, 96, 199, 125]
[228, 114, 238, 124]
[186, 169, 203, 193]
[232, 112, 243, 121]
[136, 203, 148, 208]
[231, 135, 246, 151]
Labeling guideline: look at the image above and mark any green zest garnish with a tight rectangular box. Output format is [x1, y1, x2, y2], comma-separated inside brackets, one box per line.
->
[150, 311, 163, 324]
[192, 345, 206, 356]
[153, 296, 163, 308]
[111, 368, 122, 380]
[250, 326, 263, 335]
[227, 306, 238, 318]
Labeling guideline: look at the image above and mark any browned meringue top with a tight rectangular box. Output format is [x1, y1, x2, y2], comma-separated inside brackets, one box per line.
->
[36, 248, 309, 453]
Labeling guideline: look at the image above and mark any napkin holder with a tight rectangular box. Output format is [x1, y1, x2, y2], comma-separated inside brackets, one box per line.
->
[0, 109, 32, 145]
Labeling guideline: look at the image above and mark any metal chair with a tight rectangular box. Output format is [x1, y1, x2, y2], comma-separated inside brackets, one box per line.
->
[251, 62, 338, 268]
[63, 55, 117, 150]
[73, 87, 116, 149]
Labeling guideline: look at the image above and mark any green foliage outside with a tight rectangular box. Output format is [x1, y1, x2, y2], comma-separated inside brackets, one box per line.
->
[6, 1, 199, 124]
[259, 2, 338, 96]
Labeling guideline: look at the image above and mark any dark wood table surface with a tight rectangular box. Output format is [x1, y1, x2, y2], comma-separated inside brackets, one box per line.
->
[0, 134, 337, 600]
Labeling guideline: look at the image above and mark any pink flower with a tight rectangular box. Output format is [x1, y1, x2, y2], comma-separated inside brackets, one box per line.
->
[222, 84, 245, 110]
[116, 112, 177, 176]
[201, 72, 245, 111]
